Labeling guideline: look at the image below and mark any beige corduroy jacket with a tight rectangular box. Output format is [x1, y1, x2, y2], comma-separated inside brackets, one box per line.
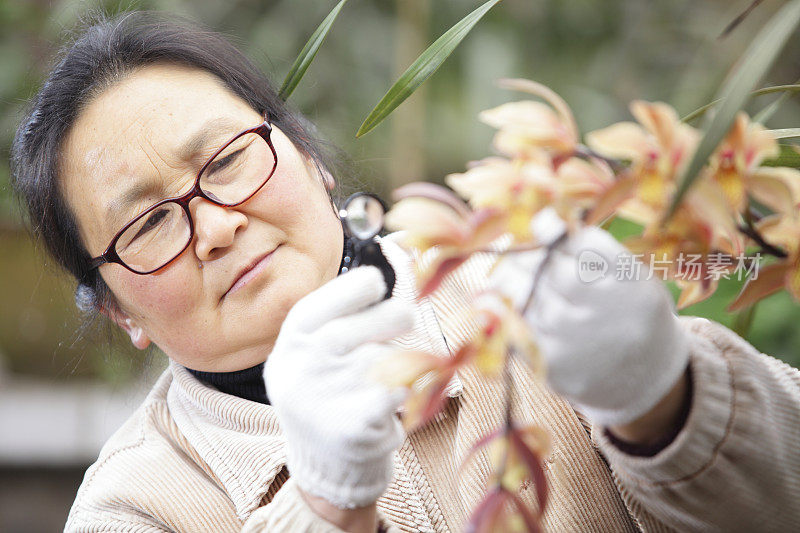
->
[66, 235, 800, 532]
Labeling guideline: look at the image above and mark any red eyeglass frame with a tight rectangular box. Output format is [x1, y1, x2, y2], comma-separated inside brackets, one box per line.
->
[88, 117, 277, 275]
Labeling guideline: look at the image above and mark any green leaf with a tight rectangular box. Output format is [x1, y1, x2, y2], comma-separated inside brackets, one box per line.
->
[732, 301, 758, 337]
[770, 128, 800, 140]
[681, 84, 800, 123]
[762, 144, 800, 168]
[278, 0, 348, 101]
[356, 0, 502, 137]
[665, 0, 800, 221]
[753, 78, 800, 123]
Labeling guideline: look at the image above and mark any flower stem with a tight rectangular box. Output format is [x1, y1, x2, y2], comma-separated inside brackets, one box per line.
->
[739, 207, 788, 259]
[522, 230, 570, 314]
[498, 227, 570, 479]
[574, 145, 627, 175]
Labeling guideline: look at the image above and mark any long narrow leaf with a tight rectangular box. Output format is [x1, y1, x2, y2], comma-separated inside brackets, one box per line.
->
[665, 0, 800, 221]
[732, 303, 757, 337]
[770, 128, 800, 140]
[278, 0, 348, 101]
[357, 0, 502, 137]
[754, 78, 800, 123]
[682, 84, 800, 123]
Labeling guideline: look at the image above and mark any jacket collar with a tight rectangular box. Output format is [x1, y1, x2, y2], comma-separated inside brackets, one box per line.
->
[166, 234, 462, 520]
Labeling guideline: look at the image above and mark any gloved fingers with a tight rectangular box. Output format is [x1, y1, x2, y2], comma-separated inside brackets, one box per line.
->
[346, 344, 410, 411]
[537, 234, 652, 306]
[536, 248, 599, 300]
[487, 249, 546, 309]
[284, 266, 386, 334]
[344, 414, 405, 461]
[491, 247, 584, 311]
[529, 206, 628, 257]
[529, 207, 569, 248]
[314, 297, 416, 355]
[525, 279, 584, 335]
[317, 366, 406, 439]
[559, 223, 629, 259]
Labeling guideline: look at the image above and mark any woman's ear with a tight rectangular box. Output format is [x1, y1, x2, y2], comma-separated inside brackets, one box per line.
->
[100, 306, 152, 350]
[303, 155, 336, 191]
[320, 167, 336, 191]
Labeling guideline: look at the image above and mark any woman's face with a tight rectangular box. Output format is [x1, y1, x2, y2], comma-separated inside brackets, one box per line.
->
[60, 63, 344, 371]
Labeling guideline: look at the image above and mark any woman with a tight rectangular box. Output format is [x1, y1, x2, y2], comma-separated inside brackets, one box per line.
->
[11, 11, 800, 533]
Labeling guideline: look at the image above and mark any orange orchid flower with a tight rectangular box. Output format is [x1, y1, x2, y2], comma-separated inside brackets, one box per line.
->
[470, 292, 543, 377]
[707, 112, 788, 214]
[586, 101, 700, 221]
[479, 79, 579, 162]
[464, 423, 550, 533]
[446, 153, 617, 239]
[729, 212, 800, 310]
[372, 343, 476, 431]
[445, 156, 553, 240]
[385, 183, 509, 296]
[622, 179, 745, 308]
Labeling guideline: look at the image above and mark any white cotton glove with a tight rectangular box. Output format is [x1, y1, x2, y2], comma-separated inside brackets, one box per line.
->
[264, 266, 414, 509]
[490, 208, 690, 427]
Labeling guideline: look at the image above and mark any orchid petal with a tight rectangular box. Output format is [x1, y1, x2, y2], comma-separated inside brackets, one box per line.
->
[676, 277, 719, 309]
[465, 486, 508, 533]
[509, 428, 548, 513]
[418, 254, 470, 297]
[496, 78, 579, 144]
[728, 262, 791, 311]
[392, 182, 472, 218]
[507, 491, 543, 533]
[785, 262, 800, 303]
[748, 170, 797, 215]
[755, 213, 800, 255]
[630, 101, 680, 150]
[493, 129, 562, 159]
[445, 159, 519, 208]
[480, 101, 563, 138]
[369, 350, 441, 388]
[402, 376, 451, 431]
[459, 428, 504, 477]
[557, 157, 614, 190]
[470, 209, 510, 249]
[585, 122, 653, 162]
[385, 198, 469, 249]
[751, 167, 800, 213]
[584, 176, 637, 225]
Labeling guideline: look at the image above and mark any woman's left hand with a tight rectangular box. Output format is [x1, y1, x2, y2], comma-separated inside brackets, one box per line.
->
[490, 208, 690, 429]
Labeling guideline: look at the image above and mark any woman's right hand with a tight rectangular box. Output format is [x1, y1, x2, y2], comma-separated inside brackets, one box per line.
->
[263, 266, 415, 510]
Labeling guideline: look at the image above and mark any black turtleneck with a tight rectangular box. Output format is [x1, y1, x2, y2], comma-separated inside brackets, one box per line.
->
[186, 234, 355, 404]
[187, 363, 269, 404]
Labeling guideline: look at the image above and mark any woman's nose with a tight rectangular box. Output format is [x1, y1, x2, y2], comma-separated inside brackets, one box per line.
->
[190, 198, 248, 261]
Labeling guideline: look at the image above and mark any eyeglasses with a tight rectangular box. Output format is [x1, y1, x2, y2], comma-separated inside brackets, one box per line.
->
[88, 117, 277, 275]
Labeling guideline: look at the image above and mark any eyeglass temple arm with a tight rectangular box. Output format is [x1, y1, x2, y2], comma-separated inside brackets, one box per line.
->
[89, 255, 109, 270]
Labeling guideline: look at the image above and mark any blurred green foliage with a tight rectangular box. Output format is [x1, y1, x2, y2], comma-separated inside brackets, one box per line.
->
[1, 0, 798, 380]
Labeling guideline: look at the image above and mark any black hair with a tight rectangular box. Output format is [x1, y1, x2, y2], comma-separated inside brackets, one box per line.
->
[11, 11, 343, 316]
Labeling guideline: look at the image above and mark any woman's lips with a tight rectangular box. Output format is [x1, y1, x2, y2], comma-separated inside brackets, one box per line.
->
[224, 246, 279, 299]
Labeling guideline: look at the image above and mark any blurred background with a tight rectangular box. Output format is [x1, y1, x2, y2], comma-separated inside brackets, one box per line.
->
[1, 0, 798, 530]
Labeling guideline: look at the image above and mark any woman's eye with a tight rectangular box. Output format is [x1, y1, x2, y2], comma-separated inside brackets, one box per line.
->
[206, 148, 244, 177]
[131, 208, 169, 241]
